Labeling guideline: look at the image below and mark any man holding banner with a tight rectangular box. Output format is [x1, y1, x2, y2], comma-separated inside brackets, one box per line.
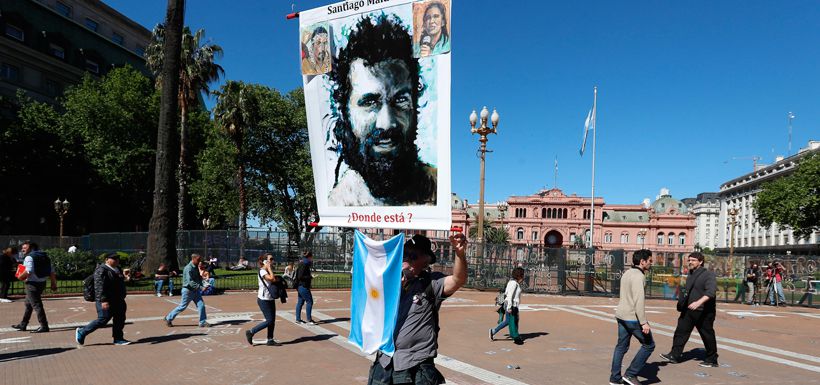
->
[367, 232, 467, 385]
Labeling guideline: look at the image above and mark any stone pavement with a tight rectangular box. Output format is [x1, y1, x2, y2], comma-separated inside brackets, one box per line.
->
[0, 290, 818, 384]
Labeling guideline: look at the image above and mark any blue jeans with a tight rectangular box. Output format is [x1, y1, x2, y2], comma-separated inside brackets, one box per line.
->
[80, 300, 126, 341]
[610, 319, 655, 382]
[155, 279, 173, 295]
[251, 298, 276, 339]
[295, 285, 313, 322]
[166, 287, 207, 325]
[492, 309, 519, 339]
[768, 281, 786, 304]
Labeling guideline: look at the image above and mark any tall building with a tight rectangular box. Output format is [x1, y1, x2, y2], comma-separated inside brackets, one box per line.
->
[0, 0, 150, 107]
[718, 140, 820, 255]
[682, 192, 720, 251]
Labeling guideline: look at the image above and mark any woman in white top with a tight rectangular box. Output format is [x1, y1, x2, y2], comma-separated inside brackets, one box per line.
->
[489, 267, 525, 345]
[245, 254, 280, 346]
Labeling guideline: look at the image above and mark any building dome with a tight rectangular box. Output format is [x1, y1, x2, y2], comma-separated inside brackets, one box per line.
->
[651, 195, 687, 214]
[451, 193, 466, 210]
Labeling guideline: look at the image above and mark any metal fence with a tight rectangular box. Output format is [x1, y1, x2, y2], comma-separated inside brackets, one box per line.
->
[2, 232, 818, 307]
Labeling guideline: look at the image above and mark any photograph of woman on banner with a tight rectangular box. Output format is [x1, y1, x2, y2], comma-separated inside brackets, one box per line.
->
[413, 0, 451, 57]
[327, 14, 437, 207]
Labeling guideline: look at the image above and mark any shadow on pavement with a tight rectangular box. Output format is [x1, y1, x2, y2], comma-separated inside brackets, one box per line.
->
[638, 362, 662, 384]
[136, 333, 206, 345]
[0, 347, 75, 362]
[518, 332, 549, 341]
[280, 334, 335, 345]
[316, 317, 350, 324]
[210, 320, 250, 326]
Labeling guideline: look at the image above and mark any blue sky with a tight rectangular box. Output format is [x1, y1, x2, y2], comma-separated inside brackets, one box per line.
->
[108, 0, 818, 206]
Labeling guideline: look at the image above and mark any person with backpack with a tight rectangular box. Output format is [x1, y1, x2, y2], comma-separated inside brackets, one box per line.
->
[75, 253, 130, 346]
[11, 242, 57, 333]
[489, 267, 525, 345]
[366, 233, 468, 385]
[245, 254, 281, 346]
[294, 251, 317, 325]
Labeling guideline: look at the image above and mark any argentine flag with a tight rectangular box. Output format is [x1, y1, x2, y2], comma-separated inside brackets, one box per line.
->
[349, 230, 404, 355]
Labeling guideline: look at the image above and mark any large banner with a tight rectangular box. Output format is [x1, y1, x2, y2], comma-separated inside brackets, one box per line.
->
[300, 0, 452, 230]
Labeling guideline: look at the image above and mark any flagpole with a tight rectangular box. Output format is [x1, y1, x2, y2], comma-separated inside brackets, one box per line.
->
[589, 86, 597, 249]
[553, 156, 558, 188]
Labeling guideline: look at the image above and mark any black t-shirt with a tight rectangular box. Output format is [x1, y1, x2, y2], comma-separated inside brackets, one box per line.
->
[155, 268, 171, 282]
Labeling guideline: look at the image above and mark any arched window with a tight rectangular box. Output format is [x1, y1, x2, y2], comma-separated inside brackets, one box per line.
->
[668, 234, 674, 245]
[679, 233, 686, 245]
[604, 232, 613, 243]
[562, 208, 568, 219]
[542, 208, 547, 218]
[620, 233, 629, 244]
[516, 228, 524, 240]
[657, 232, 664, 245]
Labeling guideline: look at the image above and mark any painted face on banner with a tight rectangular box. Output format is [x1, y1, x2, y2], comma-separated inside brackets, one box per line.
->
[346, 58, 413, 161]
[311, 32, 329, 62]
[423, 5, 443, 36]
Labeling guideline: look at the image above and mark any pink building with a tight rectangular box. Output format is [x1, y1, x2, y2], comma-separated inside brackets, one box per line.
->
[451, 188, 695, 256]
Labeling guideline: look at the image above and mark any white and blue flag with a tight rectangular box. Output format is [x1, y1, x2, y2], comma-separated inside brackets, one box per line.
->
[349, 230, 404, 355]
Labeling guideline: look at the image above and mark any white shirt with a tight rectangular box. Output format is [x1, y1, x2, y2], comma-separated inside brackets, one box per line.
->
[257, 268, 274, 300]
[504, 279, 522, 309]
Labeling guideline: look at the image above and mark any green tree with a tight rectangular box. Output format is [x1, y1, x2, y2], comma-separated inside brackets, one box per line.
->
[469, 220, 510, 245]
[146, 25, 224, 230]
[213, 80, 260, 260]
[147, 0, 185, 273]
[190, 121, 239, 226]
[753, 153, 820, 239]
[245, 87, 318, 246]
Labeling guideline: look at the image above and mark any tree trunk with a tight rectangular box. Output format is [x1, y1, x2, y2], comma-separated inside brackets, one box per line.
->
[238, 162, 247, 261]
[177, 98, 189, 230]
[146, 0, 184, 274]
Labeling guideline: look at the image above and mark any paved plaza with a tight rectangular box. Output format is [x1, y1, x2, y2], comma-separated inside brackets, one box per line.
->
[0, 290, 818, 384]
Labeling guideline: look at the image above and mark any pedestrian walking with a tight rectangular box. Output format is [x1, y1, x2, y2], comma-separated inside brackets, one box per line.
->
[75, 253, 130, 346]
[245, 254, 281, 346]
[164, 254, 210, 327]
[610, 249, 655, 385]
[660, 252, 719, 368]
[0, 246, 18, 300]
[294, 251, 317, 325]
[11, 242, 57, 333]
[489, 267, 524, 345]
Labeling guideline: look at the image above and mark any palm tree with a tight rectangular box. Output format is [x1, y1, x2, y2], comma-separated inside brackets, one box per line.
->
[469, 220, 510, 245]
[146, 0, 185, 274]
[213, 81, 258, 260]
[146, 25, 224, 230]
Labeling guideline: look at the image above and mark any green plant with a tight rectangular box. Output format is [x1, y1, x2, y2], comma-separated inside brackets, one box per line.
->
[46, 248, 99, 279]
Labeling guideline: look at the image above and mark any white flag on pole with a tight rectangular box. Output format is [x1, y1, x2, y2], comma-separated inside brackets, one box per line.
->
[580, 109, 592, 156]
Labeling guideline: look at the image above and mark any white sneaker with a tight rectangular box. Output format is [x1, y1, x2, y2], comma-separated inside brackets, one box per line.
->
[156, 293, 162, 297]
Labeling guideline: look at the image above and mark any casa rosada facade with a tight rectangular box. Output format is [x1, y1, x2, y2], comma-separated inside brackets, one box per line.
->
[450, 188, 696, 254]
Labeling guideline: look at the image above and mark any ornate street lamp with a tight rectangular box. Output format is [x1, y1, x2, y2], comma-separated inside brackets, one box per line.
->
[54, 198, 70, 248]
[202, 217, 211, 259]
[727, 207, 739, 278]
[470, 106, 499, 258]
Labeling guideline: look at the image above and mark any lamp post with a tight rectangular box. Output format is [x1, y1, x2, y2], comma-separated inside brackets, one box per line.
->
[470, 106, 499, 258]
[54, 198, 70, 248]
[202, 218, 211, 260]
[727, 207, 739, 278]
[638, 228, 647, 249]
[498, 201, 508, 237]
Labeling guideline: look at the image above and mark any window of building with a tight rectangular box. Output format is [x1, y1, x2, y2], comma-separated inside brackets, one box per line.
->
[49, 43, 65, 59]
[516, 228, 524, 240]
[542, 208, 547, 218]
[112, 32, 125, 46]
[532, 231, 538, 241]
[45, 79, 62, 97]
[85, 18, 99, 32]
[679, 233, 686, 245]
[1, 63, 20, 81]
[604, 232, 612, 243]
[563, 208, 568, 219]
[637, 234, 645, 245]
[5, 24, 25, 41]
[570, 232, 576, 242]
[668, 234, 674, 245]
[85, 59, 99, 74]
[620, 233, 629, 244]
[135, 46, 145, 57]
[56, 1, 72, 17]
[657, 233, 664, 245]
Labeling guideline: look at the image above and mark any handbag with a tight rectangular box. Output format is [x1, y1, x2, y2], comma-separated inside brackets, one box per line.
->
[676, 289, 688, 312]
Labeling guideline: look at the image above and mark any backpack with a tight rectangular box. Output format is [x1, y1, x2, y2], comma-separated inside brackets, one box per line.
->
[82, 274, 96, 302]
[31, 252, 52, 278]
[494, 289, 506, 307]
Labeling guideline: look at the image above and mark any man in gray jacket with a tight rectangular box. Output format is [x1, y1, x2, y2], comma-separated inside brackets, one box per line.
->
[661, 252, 719, 368]
[610, 249, 655, 385]
[75, 253, 129, 345]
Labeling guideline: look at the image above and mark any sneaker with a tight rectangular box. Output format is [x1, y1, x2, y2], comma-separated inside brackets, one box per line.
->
[295, 320, 305, 324]
[200, 322, 211, 328]
[266, 339, 281, 346]
[513, 338, 524, 345]
[164, 317, 173, 327]
[10, 324, 26, 331]
[245, 330, 253, 345]
[622, 375, 641, 385]
[659, 353, 679, 364]
[609, 381, 624, 385]
[307, 321, 318, 326]
[113, 339, 132, 346]
[75, 327, 85, 346]
[30, 326, 49, 333]
[489, 328, 494, 341]
[156, 293, 162, 297]
[698, 361, 718, 368]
